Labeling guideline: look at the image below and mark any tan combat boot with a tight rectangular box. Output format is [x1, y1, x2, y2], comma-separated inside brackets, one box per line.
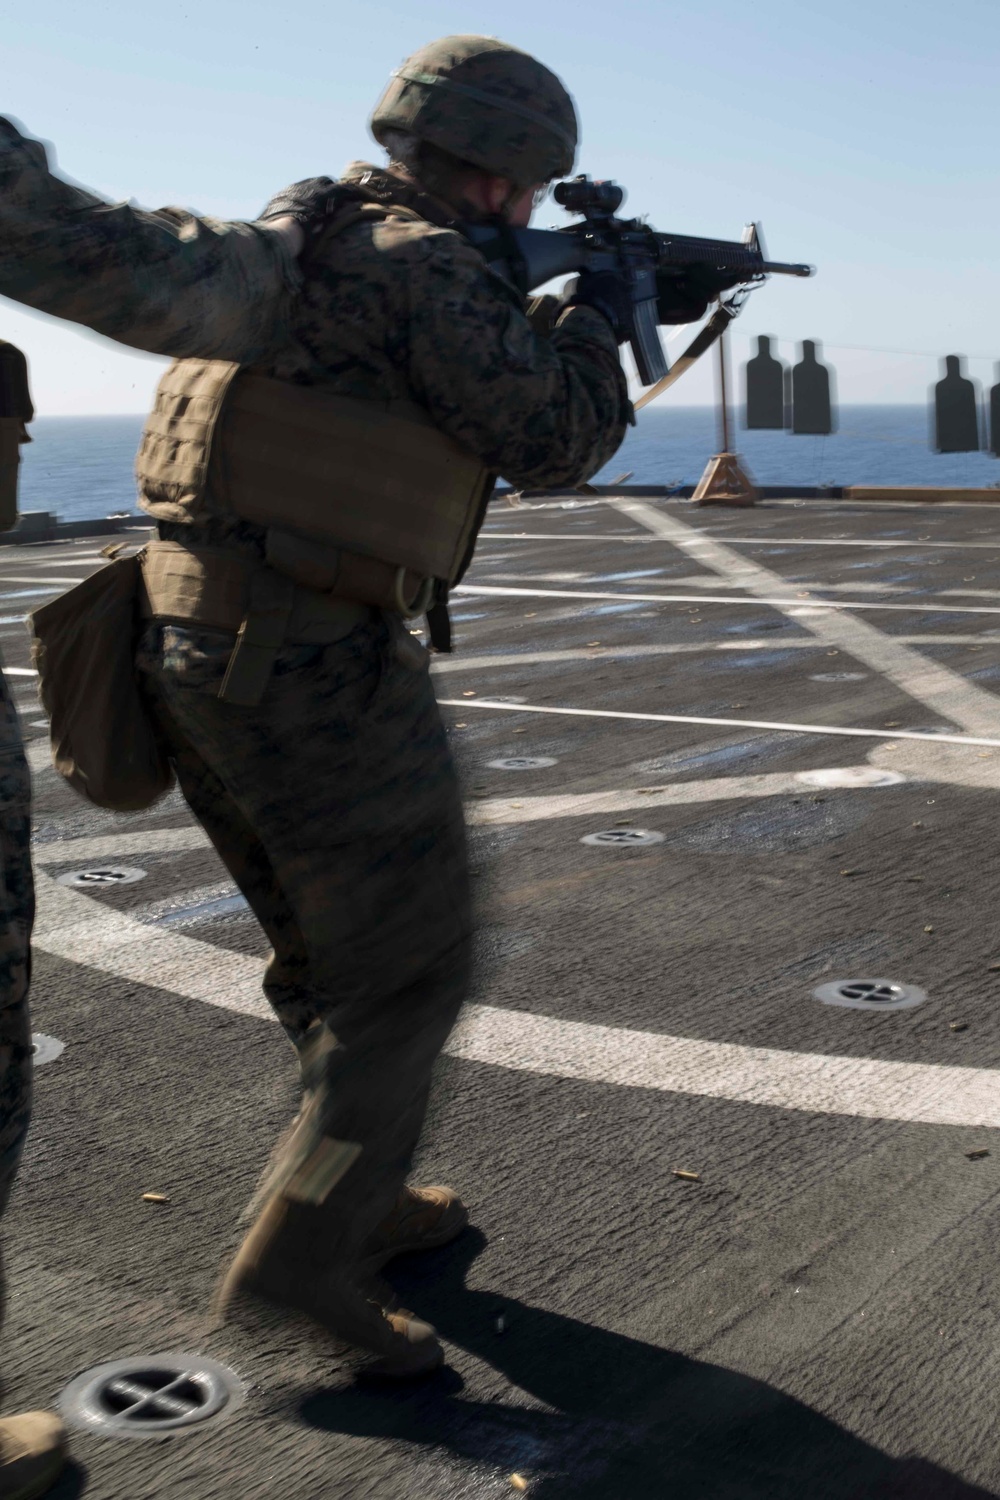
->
[361, 1185, 469, 1272]
[217, 1195, 443, 1377]
[0, 1412, 66, 1500]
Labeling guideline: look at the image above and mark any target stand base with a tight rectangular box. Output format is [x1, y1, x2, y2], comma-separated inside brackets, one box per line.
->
[692, 452, 757, 508]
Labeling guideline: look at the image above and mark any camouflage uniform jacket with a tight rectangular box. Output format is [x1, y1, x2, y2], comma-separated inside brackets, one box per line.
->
[0, 118, 628, 495]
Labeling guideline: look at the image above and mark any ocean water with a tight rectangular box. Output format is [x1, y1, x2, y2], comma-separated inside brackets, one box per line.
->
[19, 415, 146, 522]
[608, 405, 1000, 490]
[16, 405, 1000, 524]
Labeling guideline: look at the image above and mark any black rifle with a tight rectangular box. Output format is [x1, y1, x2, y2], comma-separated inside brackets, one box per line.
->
[461, 176, 814, 386]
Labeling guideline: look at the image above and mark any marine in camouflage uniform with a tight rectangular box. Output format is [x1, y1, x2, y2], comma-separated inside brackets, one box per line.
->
[0, 342, 68, 1492]
[0, 350, 33, 1220]
[0, 677, 57, 1499]
[0, 37, 629, 1375]
[0, 673, 33, 1266]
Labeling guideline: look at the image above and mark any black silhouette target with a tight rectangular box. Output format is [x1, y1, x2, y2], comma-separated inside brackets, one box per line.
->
[989, 363, 1000, 457]
[790, 340, 836, 435]
[933, 355, 980, 453]
[744, 335, 786, 429]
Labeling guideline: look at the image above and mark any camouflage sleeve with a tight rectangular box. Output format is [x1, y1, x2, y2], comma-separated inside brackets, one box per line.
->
[0, 664, 33, 1222]
[396, 224, 630, 489]
[0, 117, 300, 363]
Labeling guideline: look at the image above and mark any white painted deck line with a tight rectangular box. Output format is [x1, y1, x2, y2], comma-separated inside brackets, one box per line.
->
[439, 698, 1000, 748]
[747, 497, 1000, 512]
[31, 866, 1000, 1130]
[472, 572, 1000, 602]
[480, 532, 1000, 552]
[432, 642, 824, 672]
[446, 1007, 1000, 1129]
[432, 638, 1000, 673]
[464, 771, 866, 825]
[34, 870, 270, 1021]
[502, 499, 606, 511]
[0, 577, 85, 587]
[11, 637, 995, 696]
[456, 583, 1000, 617]
[24, 745, 997, 862]
[16, 557, 107, 567]
[21, 774, 833, 883]
[610, 500, 1000, 740]
[26, 777, 848, 866]
[506, 496, 1000, 514]
[33, 828, 210, 864]
[26, 750, 993, 864]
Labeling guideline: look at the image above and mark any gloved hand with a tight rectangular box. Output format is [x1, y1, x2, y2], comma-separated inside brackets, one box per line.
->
[525, 293, 561, 338]
[257, 177, 340, 237]
[559, 270, 633, 344]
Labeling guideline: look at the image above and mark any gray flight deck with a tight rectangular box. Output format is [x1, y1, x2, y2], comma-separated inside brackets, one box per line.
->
[6, 492, 1000, 1498]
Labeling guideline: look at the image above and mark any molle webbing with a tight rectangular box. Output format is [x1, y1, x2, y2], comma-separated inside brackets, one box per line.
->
[215, 375, 491, 582]
[135, 358, 240, 522]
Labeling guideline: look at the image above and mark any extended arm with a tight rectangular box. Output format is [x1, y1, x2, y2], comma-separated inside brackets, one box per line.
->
[0, 116, 301, 363]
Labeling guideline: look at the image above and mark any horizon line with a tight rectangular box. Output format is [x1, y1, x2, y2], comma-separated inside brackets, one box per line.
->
[31, 401, 939, 421]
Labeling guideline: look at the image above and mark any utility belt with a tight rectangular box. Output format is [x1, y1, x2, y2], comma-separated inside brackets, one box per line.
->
[140, 531, 432, 706]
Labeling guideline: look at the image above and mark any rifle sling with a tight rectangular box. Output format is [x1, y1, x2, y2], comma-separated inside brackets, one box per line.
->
[633, 304, 737, 413]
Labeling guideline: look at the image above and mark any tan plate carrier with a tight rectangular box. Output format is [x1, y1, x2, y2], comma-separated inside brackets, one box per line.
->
[134, 196, 494, 599]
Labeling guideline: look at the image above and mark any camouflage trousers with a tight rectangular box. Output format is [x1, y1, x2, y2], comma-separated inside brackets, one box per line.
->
[136, 612, 472, 1264]
[0, 665, 34, 1328]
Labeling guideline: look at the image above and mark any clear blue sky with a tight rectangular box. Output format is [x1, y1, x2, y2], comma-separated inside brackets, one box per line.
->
[3, 0, 998, 412]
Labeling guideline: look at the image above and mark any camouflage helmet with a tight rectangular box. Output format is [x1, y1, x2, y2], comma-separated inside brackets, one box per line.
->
[370, 35, 577, 188]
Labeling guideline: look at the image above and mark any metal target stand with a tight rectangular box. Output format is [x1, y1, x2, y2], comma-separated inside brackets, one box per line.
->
[692, 299, 757, 508]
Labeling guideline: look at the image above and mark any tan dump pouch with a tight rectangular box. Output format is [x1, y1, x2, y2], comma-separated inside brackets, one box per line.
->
[215, 375, 492, 582]
[29, 556, 175, 812]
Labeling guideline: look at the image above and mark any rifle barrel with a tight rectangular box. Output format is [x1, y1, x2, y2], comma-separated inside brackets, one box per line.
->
[762, 261, 815, 277]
